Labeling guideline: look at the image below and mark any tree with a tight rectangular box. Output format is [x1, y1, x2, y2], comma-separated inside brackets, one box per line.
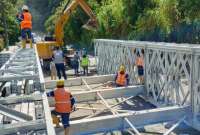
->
[0, 0, 23, 49]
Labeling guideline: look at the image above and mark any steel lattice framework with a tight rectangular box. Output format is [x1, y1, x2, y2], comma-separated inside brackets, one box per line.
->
[94, 39, 200, 130]
[0, 46, 55, 135]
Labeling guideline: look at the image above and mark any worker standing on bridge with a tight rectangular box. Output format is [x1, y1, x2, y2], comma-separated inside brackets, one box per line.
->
[73, 51, 80, 76]
[136, 49, 144, 84]
[47, 80, 75, 135]
[17, 5, 32, 49]
[53, 47, 67, 80]
[115, 65, 129, 87]
[81, 54, 90, 76]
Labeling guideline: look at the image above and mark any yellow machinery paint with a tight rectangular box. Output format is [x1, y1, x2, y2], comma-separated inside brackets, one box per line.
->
[36, 0, 97, 60]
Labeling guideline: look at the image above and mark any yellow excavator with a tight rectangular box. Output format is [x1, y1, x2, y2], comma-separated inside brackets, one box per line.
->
[36, 0, 97, 63]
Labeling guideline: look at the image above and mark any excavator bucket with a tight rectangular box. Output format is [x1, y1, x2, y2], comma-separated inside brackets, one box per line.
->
[82, 19, 98, 31]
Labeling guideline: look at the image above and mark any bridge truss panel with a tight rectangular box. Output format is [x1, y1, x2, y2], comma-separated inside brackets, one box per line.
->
[94, 39, 200, 128]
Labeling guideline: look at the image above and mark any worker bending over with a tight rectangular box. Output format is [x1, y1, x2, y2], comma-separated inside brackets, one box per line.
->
[17, 5, 32, 49]
[115, 65, 129, 87]
[47, 80, 75, 135]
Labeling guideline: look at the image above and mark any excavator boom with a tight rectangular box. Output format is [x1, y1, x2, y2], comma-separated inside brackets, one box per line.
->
[36, 0, 97, 61]
[55, 0, 97, 46]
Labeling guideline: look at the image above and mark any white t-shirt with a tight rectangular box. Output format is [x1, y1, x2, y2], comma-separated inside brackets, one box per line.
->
[53, 50, 64, 64]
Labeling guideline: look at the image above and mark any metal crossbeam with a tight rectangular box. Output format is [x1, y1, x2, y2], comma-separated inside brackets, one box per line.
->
[0, 104, 33, 121]
[48, 85, 144, 106]
[70, 106, 189, 135]
[0, 119, 46, 135]
[82, 77, 141, 135]
[0, 94, 42, 105]
[163, 116, 186, 135]
[45, 74, 115, 89]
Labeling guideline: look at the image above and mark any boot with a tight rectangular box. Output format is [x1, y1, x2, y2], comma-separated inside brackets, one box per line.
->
[21, 40, 26, 49]
[52, 114, 60, 127]
[29, 39, 33, 48]
[64, 127, 69, 135]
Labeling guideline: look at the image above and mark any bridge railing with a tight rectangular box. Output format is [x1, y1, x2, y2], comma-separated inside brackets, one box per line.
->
[94, 39, 200, 119]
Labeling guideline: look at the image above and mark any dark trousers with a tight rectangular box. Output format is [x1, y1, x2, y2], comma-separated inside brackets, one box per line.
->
[55, 63, 67, 79]
[82, 66, 88, 75]
[73, 62, 79, 75]
[21, 28, 32, 39]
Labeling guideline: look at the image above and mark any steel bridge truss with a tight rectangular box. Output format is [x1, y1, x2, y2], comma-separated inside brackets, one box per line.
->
[94, 39, 200, 131]
[45, 75, 191, 135]
[0, 46, 55, 135]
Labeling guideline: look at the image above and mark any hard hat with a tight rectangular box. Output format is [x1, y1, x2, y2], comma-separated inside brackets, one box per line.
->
[119, 65, 125, 72]
[56, 80, 64, 86]
[22, 5, 29, 11]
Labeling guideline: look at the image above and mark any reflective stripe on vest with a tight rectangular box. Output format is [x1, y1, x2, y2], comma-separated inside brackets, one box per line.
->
[21, 12, 32, 29]
[116, 72, 126, 86]
[54, 88, 71, 113]
[81, 57, 89, 66]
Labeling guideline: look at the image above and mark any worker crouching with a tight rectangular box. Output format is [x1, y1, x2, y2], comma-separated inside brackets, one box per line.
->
[115, 65, 129, 87]
[47, 80, 75, 135]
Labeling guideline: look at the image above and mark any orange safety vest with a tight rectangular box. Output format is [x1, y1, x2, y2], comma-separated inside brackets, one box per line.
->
[116, 72, 126, 86]
[54, 88, 72, 113]
[21, 12, 32, 29]
[136, 57, 144, 66]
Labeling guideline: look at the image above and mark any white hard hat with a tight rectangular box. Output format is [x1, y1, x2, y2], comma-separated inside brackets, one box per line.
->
[22, 5, 29, 11]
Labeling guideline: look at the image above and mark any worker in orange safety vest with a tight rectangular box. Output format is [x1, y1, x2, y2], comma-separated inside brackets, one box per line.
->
[16, 5, 32, 49]
[47, 80, 75, 135]
[115, 65, 129, 87]
[136, 49, 144, 84]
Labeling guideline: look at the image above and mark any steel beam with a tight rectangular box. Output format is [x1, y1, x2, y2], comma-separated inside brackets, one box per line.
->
[0, 94, 42, 105]
[0, 119, 46, 135]
[42, 93, 56, 135]
[74, 85, 144, 103]
[70, 106, 190, 135]
[45, 74, 115, 89]
[0, 104, 33, 121]
[48, 86, 144, 106]
[0, 74, 38, 81]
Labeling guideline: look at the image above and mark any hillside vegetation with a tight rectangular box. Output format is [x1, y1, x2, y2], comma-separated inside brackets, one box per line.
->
[45, 0, 200, 49]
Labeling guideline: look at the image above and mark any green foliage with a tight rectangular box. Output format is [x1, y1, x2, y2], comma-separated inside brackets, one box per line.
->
[44, 0, 200, 49]
[0, 0, 24, 47]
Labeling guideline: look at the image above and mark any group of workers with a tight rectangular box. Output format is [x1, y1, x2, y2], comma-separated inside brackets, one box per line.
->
[48, 54, 144, 135]
[16, 5, 144, 135]
[72, 51, 90, 77]
[50, 48, 90, 80]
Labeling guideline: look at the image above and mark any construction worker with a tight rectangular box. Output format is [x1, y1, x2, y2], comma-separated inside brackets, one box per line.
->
[53, 47, 67, 80]
[73, 51, 80, 76]
[136, 49, 144, 84]
[17, 5, 32, 49]
[50, 59, 57, 80]
[81, 54, 89, 76]
[47, 80, 75, 135]
[115, 65, 129, 87]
